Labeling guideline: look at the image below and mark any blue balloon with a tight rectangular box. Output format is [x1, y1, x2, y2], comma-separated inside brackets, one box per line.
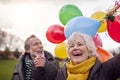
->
[64, 16, 100, 39]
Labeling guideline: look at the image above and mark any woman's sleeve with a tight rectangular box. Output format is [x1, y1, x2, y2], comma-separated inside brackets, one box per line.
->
[99, 54, 120, 80]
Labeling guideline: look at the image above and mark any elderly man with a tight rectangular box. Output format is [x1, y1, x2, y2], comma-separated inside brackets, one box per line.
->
[12, 35, 59, 80]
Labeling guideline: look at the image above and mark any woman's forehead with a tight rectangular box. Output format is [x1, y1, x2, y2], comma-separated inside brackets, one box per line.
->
[68, 36, 84, 43]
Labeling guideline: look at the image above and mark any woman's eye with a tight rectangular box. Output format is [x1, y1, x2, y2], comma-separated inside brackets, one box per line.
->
[70, 45, 74, 48]
[78, 43, 83, 46]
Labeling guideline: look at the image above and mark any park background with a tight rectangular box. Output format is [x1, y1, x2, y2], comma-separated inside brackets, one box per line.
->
[0, 0, 120, 80]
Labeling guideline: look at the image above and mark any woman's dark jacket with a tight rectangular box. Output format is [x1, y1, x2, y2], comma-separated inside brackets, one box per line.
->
[12, 50, 59, 80]
[55, 54, 120, 80]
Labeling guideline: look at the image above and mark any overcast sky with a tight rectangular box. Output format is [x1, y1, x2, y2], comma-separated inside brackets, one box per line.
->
[0, 0, 119, 55]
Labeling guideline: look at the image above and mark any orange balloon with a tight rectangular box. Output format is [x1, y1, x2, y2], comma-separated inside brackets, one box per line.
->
[96, 46, 113, 63]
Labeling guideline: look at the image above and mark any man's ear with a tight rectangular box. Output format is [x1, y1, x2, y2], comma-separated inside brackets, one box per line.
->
[25, 44, 30, 50]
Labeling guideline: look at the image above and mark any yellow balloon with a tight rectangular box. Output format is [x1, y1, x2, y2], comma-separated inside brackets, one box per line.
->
[91, 11, 107, 33]
[54, 42, 68, 59]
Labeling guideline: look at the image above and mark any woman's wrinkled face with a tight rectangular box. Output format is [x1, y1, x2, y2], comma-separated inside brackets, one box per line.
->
[68, 36, 89, 65]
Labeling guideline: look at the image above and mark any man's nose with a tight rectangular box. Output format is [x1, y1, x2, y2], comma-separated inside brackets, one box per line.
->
[38, 44, 43, 48]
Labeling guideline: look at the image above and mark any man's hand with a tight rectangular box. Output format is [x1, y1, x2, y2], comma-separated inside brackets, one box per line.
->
[34, 55, 46, 67]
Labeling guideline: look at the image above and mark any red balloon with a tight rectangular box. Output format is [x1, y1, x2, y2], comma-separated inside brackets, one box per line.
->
[93, 33, 103, 47]
[107, 15, 120, 43]
[46, 24, 66, 44]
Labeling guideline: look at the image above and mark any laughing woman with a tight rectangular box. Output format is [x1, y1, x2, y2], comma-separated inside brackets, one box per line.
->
[55, 32, 120, 80]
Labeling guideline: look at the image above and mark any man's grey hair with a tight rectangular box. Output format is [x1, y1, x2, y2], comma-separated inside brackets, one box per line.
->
[24, 35, 36, 51]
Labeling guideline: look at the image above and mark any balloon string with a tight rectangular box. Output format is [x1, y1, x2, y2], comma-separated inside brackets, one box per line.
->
[106, 3, 120, 16]
[100, 1, 120, 23]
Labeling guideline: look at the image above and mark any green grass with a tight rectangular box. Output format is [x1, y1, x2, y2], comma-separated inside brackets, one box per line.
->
[117, 78, 120, 80]
[0, 60, 18, 80]
[0, 60, 120, 80]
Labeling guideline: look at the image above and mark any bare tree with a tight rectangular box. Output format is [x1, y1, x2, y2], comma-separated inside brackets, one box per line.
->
[0, 29, 7, 49]
[0, 28, 23, 51]
[5, 33, 23, 51]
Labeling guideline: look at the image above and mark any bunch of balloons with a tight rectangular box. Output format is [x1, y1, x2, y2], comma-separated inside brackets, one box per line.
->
[45, 4, 117, 61]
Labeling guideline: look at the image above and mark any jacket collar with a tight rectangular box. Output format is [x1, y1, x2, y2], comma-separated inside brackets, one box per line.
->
[61, 58, 102, 80]
[88, 58, 102, 80]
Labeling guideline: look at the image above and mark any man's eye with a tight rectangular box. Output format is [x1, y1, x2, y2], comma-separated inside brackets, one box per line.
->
[33, 43, 38, 46]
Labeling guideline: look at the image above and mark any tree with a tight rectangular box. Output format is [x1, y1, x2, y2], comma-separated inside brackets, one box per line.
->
[0, 29, 7, 49]
[0, 29, 24, 59]
[4, 33, 24, 51]
[14, 48, 20, 59]
[4, 46, 10, 59]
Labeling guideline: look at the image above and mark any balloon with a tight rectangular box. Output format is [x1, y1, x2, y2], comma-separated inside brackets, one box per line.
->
[91, 11, 107, 33]
[64, 16, 101, 39]
[96, 46, 113, 63]
[107, 14, 120, 43]
[59, 4, 83, 25]
[46, 24, 66, 44]
[93, 33, 103, 47]
[54, 42, 68, 59]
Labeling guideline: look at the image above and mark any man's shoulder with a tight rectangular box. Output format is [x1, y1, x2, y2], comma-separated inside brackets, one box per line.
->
[44, 50, 54, 60]
[44, 50, 52, 56]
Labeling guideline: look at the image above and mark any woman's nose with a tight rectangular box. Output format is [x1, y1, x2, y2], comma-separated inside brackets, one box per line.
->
[73, 45, 79, 49]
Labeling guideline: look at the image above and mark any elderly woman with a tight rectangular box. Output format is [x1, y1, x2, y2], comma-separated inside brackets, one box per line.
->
[55, 32, 120, 80]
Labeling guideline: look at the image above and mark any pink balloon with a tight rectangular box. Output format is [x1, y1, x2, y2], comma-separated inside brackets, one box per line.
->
[93, 33, 103, 47]
[107, 15, 120, 43]
[46, 24, 66, 44]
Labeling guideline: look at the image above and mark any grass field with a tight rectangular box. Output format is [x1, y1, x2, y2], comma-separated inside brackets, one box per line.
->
[0, 59, 120, 80]
[0, 60, 18, 80]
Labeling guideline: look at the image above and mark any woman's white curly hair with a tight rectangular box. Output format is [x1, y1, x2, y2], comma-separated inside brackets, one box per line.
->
[66, 32, 97, 57]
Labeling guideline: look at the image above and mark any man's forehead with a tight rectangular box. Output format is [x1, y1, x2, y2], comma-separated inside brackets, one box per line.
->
[30, 37, 41, 43]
